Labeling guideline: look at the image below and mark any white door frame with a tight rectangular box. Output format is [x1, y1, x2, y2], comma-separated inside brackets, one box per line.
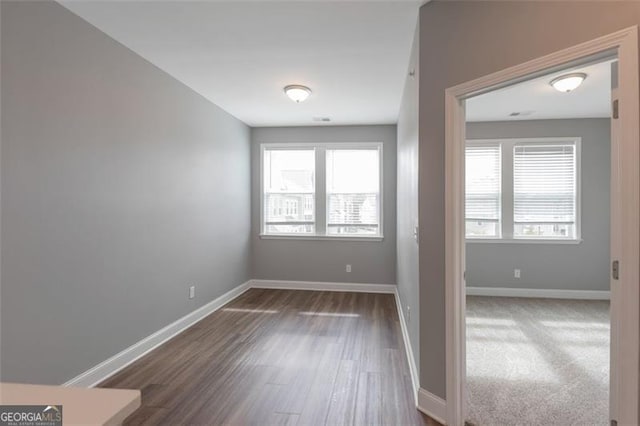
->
[445, 26, 639, 426]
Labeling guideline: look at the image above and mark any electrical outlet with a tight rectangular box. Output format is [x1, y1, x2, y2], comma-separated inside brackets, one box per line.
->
[189, 285, 196, 299]
[346, 264, 352, 273]
[514, 269, 521, 279]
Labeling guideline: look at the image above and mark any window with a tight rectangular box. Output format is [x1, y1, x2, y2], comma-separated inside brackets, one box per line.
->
[465, 138, 580, 241]
[262, 143, 382, 238]
[513, 143, 577, 239]
[327, 149, 380, 235]
[465, 143, 501, 238]
[263, 148, 315, 234]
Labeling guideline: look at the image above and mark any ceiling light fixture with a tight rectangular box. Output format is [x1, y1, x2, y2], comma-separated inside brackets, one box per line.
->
[284, 85, 311, 103]
[550, 73, 587, 93]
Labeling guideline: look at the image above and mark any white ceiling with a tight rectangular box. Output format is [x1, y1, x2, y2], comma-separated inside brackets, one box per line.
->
[466, 60, 613, 122]
[60, 1, 420, 127]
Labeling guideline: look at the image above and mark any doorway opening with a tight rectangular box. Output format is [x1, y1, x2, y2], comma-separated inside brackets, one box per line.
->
[463, 57, 614, 425]
[444, 27, 639, 426]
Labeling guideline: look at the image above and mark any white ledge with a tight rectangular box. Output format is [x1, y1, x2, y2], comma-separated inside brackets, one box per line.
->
[259, 234, 384, 242]
[466, 238, 583, 245]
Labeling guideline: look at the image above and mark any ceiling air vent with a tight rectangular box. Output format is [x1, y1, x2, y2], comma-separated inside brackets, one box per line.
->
[509, 110, 535, 117]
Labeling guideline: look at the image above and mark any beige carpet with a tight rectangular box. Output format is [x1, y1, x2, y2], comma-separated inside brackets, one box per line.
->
[466, 296, 609, 426]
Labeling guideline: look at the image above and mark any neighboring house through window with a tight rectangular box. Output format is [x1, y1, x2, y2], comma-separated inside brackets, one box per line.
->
[262, 143, 383, 238]
[263, 148, 315, 234]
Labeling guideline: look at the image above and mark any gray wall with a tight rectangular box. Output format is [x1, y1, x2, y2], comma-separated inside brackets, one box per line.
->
[396, 23, 420, 374]
[418, 0, 640, 399]
[251, 126, 397, 285]
[466, 119, 611, 291]
[1, 1, 251, 385]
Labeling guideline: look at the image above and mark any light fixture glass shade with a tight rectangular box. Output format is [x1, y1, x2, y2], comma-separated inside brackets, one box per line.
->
[284, 85, 311, 103]
[550, 73, 587, 92]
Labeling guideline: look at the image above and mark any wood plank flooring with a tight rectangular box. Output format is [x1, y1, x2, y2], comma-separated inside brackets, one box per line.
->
[99, 289, 437, 425]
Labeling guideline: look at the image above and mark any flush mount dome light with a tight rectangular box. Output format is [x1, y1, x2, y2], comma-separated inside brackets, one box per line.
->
[550, 73, 587, 92]
[284, 85, 311, 103]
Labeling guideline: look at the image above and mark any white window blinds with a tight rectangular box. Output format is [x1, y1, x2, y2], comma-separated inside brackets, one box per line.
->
[513, 143, 576, 239]
[465, 144, 501, 238]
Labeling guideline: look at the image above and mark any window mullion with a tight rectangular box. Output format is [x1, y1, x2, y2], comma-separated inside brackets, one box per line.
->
[316, 147, 327, 235]
[502, 141, 515, 239]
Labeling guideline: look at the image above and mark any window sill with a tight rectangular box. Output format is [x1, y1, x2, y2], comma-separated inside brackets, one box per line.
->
[259, 234, 384, 242]
[466, 238, 583, 245]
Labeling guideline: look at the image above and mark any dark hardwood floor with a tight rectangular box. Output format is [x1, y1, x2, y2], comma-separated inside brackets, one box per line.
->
[100, 289, 438, 425]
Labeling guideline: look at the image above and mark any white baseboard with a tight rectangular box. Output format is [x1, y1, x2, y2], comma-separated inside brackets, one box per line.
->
[466, 286, 610, 300]
[63, 279, 397, 387]
[249, 279, 396, 294]
[418, 388, 447, 425]
[394, 289, 419, 405]
[63, 280, 252, 387]
[65, 279, 441, 417]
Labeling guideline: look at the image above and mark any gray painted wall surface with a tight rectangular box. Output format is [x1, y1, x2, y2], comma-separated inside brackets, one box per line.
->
[396, 23, 420, 375]
[251, 126, 397, 285]
[466, 119, 611, 291]
[1, 1, 251, 385]
[419, 0, 640, 399]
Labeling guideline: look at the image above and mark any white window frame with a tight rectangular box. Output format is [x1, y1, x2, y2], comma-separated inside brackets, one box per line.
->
[466, 137, 582, 244]
[260, 142, 384, 241]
